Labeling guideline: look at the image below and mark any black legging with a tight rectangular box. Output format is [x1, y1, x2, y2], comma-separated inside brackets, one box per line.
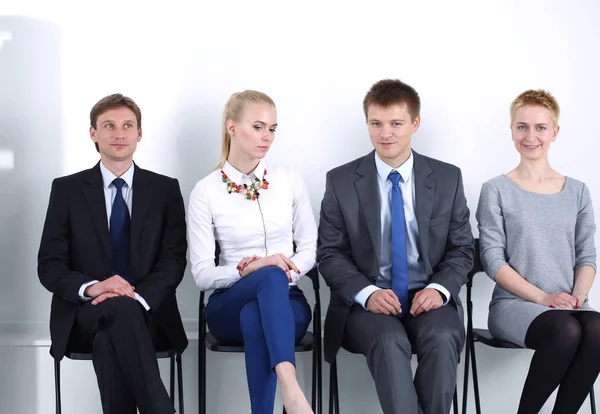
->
[518, 310, 600, 414]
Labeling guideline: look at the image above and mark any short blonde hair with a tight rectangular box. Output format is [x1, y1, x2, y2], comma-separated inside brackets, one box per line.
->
[216, 90, 276, 170]
[510, 89, 560, 126]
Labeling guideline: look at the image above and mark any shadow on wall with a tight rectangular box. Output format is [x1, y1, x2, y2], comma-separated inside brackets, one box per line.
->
[172, 94, 222, 328]
[0, 15, 62, 413]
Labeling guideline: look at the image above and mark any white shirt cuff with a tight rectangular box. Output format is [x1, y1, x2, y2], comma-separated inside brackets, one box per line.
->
[78, 281, 99, 301]
[354, 285, 382, 310]
[426, 283, 450, 305]
[135, 293, 150, 311]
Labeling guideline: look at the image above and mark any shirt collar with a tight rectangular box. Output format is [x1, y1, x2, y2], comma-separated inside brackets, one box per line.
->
[222, 159, 266, 183]
[374, 150, 414, 183]
[100, 161, 135, 190]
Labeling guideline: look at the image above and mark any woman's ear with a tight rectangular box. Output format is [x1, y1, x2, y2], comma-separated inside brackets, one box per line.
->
[226, 119, 236, 137]
[552, 124, 560, 142]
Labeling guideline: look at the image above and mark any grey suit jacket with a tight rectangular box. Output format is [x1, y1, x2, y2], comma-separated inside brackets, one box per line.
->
[317, 150, 474, 362]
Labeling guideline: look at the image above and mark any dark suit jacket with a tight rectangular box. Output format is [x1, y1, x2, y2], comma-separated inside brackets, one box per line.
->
[317, 150, 474, 362]
[37, 162, 188, 360]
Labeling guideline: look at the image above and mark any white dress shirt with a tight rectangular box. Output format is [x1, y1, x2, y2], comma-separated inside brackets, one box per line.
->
[77, 161, 150, 311]
[354, 151, 450, 309]
[188, 159, 318, 291]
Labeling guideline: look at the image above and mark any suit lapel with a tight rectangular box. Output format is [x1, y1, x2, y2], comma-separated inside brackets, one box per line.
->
[355, 151, 381, 269]
[413, 151, 435, 273]
[130, 165, 152, 277]
[82, 163, 112, 263]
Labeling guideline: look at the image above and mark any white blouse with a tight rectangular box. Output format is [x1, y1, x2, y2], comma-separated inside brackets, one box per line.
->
[188, 159, 318, 291]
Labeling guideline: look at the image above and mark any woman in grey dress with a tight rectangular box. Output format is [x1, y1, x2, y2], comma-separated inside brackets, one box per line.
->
[476, 89, 600, 414]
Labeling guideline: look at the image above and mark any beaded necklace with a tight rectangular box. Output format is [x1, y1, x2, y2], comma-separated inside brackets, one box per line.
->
[221, 168, 269, 200]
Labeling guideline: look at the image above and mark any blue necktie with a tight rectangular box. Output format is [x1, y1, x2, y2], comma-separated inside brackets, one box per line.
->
[110, 178, 131, 282]
[388, 170, 409, 315]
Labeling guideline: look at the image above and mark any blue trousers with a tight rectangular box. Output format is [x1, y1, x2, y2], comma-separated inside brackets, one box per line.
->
[205, 266, 312, 414]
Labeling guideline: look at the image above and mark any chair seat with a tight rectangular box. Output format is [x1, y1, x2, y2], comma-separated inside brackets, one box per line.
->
[205, 331, 315, 353]
[473, 328, 521, 349]
[65, 349, 176, 360]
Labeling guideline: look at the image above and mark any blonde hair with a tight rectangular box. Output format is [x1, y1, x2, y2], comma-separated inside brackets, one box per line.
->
[216, 90, 276, 170]
[510, 89, 560, 126]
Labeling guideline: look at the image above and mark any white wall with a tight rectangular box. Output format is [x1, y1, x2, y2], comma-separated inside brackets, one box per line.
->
[1, 0, 600, 412]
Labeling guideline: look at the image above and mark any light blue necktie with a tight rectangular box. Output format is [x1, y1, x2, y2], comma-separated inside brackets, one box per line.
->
[388, 170, 409, 315]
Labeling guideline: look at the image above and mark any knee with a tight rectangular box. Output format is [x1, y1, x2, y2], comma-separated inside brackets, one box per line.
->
[253, 266, 289, 289]
[581, 316, 600, 348]
[555, 318, 582, 352]
[437, 324, 463, 347]
[368, 331, 412, 359]
[100, 296, 145, 325]
[417, 323, 464, 355]
[583, 329, 600, 350]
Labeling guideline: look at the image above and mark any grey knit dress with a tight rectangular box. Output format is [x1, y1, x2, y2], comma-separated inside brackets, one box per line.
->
[476, 175, 597, 347]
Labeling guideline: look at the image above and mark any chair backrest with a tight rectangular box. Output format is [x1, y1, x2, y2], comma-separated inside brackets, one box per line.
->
[465, 238, 483, 327]
[467, 238, 483, 286]
[305, 267, 320, 290]
[465, 237, 489, 338]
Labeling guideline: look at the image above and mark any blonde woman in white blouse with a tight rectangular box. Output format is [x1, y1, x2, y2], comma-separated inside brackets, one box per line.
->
[188, 90, 317, 414]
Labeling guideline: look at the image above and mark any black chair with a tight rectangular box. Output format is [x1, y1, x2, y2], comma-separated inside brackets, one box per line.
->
[54, 349, 184, 414]
[462, 238, 596, 414]
[328, 349, 460, 414]
[198, 266, 323, 414]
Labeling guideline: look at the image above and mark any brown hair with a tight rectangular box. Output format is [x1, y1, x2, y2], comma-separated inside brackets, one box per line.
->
[90, 94, 142, 152]
[363, 79, 421, 120]
[216, 90, 276, 169]
[510, 89, 560, 126]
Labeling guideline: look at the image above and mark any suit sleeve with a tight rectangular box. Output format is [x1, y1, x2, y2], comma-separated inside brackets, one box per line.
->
[134, 179, 187, 310]
[38, 178, 96, 303]
[429, 169, 474, 299]
[318, 171, 373, 304]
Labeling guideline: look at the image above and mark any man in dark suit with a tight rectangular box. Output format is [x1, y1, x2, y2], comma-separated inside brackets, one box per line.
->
[38, 94, 188, 414]
[318, 79, 474, 414]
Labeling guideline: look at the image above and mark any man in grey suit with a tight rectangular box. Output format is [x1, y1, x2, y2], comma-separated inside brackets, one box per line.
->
[318, 79, 474, 414]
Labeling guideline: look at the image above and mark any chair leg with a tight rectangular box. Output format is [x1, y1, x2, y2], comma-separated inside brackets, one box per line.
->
[328, 360, 335, 414]
[177, 354, 184, 414]
[312, 343, 317, 411]
[462, 327, 471, 414]
[317, 336, 323, 414]
[333, 359, 340, 414]
[54, 359, 61, 414]
[469, 334, 482, 414]
[199, 341, 206, 414]
[329, 361, 335, 414]
[453, 386, 458, 414]
[169, 355, 175, 405]
[590, 386, 596, 414]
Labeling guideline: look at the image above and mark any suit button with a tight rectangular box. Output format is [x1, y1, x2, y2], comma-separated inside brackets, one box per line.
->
[372, 277, 376, 282]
